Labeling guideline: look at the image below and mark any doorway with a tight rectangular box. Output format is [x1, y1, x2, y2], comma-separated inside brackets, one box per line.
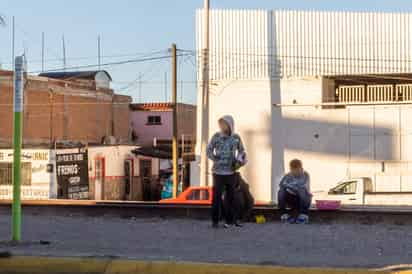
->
[140, 159, 152, 201]
[124, 159, 133, 200]
[94, 157, 105, 200]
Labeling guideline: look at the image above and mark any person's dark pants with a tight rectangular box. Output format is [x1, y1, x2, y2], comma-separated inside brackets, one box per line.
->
[212, 174, 236, 225]
[278, 188, 311, 215]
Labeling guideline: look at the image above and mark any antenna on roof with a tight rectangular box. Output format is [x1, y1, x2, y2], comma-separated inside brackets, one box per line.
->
[11, 16, 15, 71]
[62, 35, 66, 72]
[98, 35, 101, 71]
[41, 32, 45, 72]
[138, 72, 143, 103]
[164, 71, 168, 102]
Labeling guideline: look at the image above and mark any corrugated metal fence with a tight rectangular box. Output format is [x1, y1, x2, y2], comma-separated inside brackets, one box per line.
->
[197, 10, 412, 80]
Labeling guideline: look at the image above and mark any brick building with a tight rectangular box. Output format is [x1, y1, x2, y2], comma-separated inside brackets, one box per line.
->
[0, 70, 166, 201]
[0, 70, 131, 147]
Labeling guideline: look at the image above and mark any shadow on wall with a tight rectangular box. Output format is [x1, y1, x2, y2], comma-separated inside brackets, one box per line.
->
[282, 115, 396, 160]
[263, 11, 398, 200]
[241, 12, 284, 201]
[269, 11, 284, 201]
[242, 109, 398, 199]
[242, 113, 272, 198]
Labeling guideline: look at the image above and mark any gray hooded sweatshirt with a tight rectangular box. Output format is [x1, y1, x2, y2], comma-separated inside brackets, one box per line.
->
[207, 115, 246, 175]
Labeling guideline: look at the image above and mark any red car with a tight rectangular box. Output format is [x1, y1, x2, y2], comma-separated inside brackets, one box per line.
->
[159, 186, 212, 205]
[159, 186, 268, 206]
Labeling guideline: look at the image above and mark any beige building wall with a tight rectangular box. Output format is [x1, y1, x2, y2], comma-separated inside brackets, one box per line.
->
[207, 80, 273, 202]
[278, 78, 412, 195]
[194, 10, 412, 202]
[193, 76, 412, 202]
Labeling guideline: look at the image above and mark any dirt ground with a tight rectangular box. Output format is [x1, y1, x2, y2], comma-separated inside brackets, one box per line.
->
[0, 214, 412, 268]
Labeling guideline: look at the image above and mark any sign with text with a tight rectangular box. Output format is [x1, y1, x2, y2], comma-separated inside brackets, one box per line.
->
[0, 186, 49, 200]
[56, 152, 89, 200]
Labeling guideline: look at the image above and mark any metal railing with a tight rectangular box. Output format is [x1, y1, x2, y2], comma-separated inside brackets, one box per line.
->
[336, 84, 412, 104]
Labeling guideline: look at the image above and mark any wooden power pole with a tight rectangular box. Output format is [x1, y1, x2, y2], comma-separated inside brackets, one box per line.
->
[200, 0, 210, 186]
[171, 44, 178, 198]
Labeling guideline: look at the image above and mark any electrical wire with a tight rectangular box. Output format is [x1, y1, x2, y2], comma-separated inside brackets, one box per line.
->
[28, 53, 192, 74]
[1, 50, 168, 66]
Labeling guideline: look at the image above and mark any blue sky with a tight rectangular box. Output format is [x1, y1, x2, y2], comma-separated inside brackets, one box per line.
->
[2, 0, 412, 104]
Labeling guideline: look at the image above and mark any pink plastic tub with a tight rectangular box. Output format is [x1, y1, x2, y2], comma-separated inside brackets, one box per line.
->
[315, 200, 341, 210]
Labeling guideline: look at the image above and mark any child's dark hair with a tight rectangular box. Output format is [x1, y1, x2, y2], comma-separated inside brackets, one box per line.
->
[289, 159, 302, 169]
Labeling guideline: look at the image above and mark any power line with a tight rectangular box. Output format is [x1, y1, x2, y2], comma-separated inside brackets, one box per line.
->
[28, 53, 192, 74]
[181, 48, 412, 65]
[1, 50, 169, 66]
[117, 58, 170, 93]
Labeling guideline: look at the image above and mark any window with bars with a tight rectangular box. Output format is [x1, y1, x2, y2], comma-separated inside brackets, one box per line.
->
[323, 76, 412, 104]
[334, 85, 410, 103]
[147, 115, 162, 125]
[0, 162, 32, 186]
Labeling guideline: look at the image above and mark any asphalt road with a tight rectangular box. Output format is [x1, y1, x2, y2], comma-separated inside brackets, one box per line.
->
[1, 214, 412, 268]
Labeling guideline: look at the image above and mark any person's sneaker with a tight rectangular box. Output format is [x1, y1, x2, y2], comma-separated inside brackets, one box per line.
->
[296, 214, 309, 224]
[234, 222, 243, 228]
[281, 213, 295, 224]
[223, 223, 233, 229]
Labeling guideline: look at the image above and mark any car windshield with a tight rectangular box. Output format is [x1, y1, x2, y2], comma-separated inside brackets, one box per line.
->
[329, 181, 357, 195]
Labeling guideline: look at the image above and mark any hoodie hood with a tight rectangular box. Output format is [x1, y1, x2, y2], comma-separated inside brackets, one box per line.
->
[219, 115, 234, 135]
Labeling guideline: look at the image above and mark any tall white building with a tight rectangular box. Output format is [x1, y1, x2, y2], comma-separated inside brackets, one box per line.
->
[194, 10, 412, 202]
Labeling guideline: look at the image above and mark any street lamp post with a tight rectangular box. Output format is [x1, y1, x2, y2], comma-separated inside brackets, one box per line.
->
[12, 55, 26, 242]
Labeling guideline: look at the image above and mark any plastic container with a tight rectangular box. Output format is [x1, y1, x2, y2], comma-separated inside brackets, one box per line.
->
[255, 215, 266, 224]
[315, 200, 341, 210]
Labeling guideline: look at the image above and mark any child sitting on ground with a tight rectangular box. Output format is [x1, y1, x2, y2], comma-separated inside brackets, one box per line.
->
[278, 159, 312, 224]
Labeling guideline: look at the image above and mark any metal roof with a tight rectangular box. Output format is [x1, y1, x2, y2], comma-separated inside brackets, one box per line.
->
[130, 103, 195, 111]
[38, 70, 112, 81]
[197, 10, 412, 79]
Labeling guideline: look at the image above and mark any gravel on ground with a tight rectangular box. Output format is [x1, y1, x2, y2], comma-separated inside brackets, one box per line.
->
[1, 214, 412, 268]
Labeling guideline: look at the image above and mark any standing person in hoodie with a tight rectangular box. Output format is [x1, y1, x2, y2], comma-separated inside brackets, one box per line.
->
[207, 115, 247, 228]
[278, 159, 312, 224]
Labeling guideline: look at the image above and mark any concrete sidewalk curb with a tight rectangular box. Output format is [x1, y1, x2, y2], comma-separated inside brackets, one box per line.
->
[0, 256, 410, 274]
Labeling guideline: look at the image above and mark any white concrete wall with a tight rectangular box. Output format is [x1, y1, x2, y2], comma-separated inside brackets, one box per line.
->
[193, 79, 273, 202]
[194, 10, 412, 203]
[87, 146, 159, 178]
[192, 76, 412, 202]
[0, 149, 54, 200]
[278, 79, 412, 195]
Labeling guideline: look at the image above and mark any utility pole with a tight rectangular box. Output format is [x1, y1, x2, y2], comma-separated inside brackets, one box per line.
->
[41, 32, 45, 72]
[199, 0, 210, 186]
[98, 35, 101, 70]
[171, 44, 178, 198]
[12, 55, 26, 242]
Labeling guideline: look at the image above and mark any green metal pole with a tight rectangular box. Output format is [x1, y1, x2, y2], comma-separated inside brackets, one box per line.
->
[12, 55, 25, 242]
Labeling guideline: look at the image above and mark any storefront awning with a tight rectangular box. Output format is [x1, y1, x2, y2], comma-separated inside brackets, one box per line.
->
[131, 146, 172, 159]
